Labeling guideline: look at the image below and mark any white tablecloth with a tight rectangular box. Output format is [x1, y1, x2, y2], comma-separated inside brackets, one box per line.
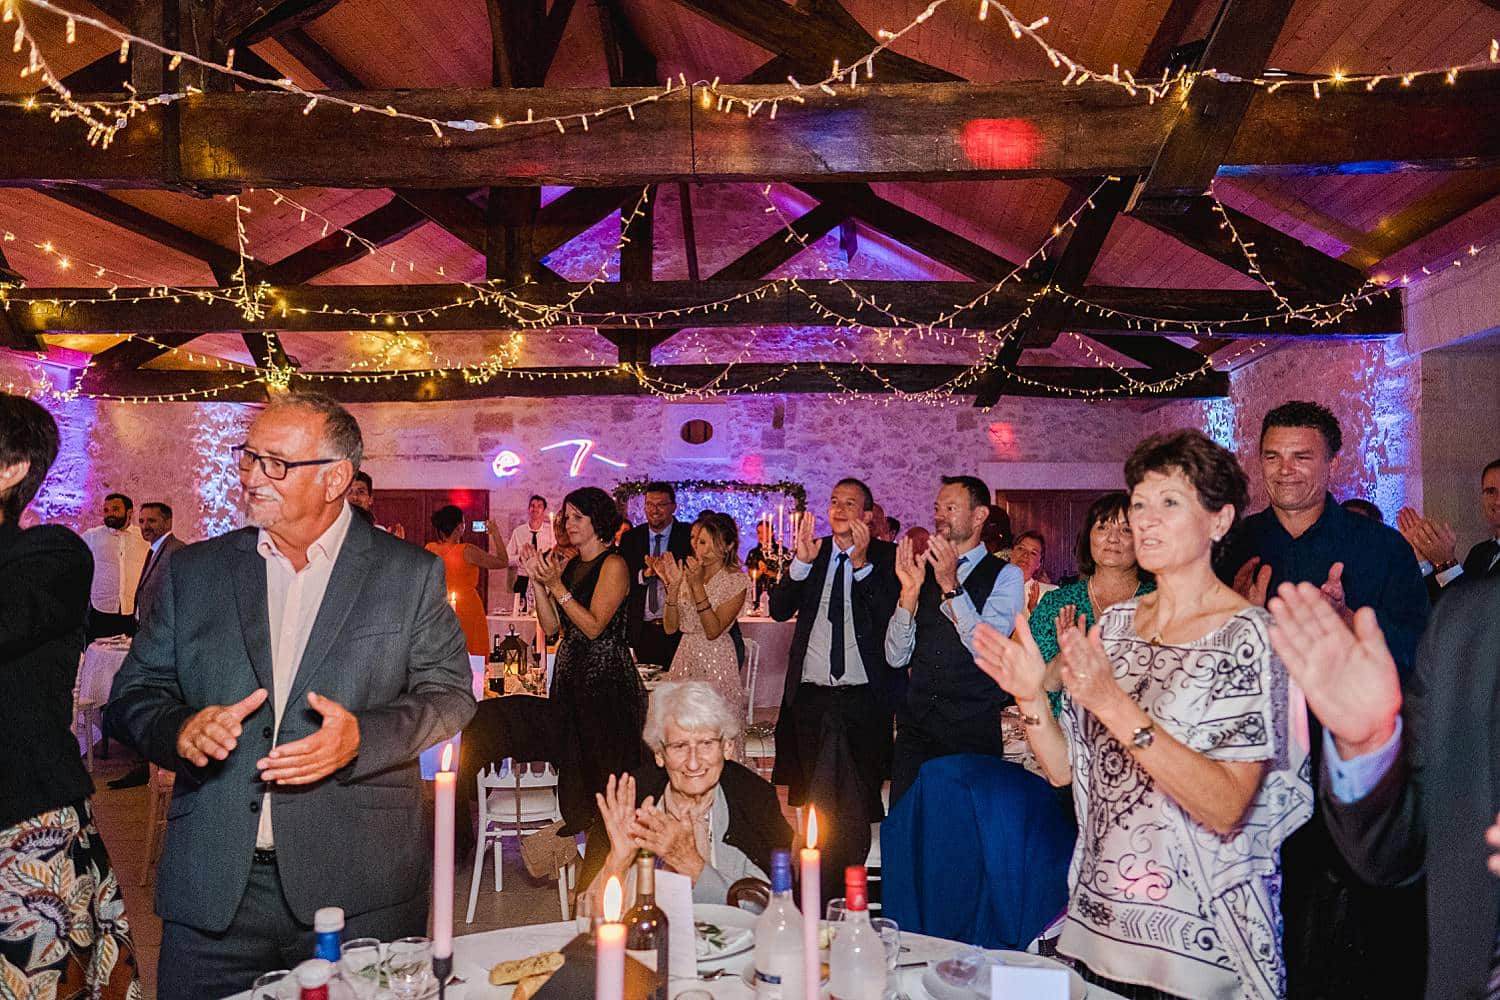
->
[226, 920, 1124, 998]
[77, 639, 130, 704]
[736, 616, 794, 713]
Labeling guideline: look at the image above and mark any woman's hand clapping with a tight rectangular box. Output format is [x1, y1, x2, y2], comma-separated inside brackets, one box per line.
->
[595, 773, 640, 868]
[1056, 620, 1126, 718]
[973, 615, 1048, 705]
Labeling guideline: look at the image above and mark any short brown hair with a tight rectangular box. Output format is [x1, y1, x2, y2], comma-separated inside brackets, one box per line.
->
[1125, 430, 1249, 536]
[1075, 492, 1131, 577]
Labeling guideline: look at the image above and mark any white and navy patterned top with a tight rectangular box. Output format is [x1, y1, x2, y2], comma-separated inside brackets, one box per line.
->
[1056, 601, 1313, 1000]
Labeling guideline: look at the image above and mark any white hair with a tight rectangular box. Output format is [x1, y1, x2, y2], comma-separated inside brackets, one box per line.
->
[643, 681, 743, 750]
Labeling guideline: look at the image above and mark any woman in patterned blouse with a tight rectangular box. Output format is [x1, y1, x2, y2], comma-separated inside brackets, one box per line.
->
[975, 429, 1312, 1000]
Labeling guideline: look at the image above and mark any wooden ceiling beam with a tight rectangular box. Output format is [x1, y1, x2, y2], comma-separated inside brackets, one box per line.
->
[11, 281, 1400, 337]
[80, 362, 1229, 401]
[14, 74, 1497, 188]
[88, 331, 202, 371]
[219, 0, 346, 47]
[0, 245, 41, 352]
[38, 185, 241, 281]
[1341, 168, 1500, 272]
[260, 195, 429, 285]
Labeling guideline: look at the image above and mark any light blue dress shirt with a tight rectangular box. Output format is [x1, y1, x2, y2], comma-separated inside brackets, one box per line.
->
[883, 543, 1026, 667]
[1324, 717, 1405, 803]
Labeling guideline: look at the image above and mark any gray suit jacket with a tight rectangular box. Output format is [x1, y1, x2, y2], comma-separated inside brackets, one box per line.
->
[107, 513, 475, 931]
[1321, 574, 1500, 1000]
[133, 532, 185, 629]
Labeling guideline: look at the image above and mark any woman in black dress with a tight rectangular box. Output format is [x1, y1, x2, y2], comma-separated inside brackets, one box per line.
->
[523, 486, 645, 833]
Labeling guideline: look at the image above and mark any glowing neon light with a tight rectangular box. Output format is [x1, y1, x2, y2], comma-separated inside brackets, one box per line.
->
[540, 439, 628, 477]
[491, 449, 523, 478]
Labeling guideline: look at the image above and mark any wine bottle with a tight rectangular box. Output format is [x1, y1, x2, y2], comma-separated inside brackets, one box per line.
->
[752, 849, 804, 1000]
[312, 907, 344, 963]
[829, 866, 886, 1000]
[623, 850, 670, 1000]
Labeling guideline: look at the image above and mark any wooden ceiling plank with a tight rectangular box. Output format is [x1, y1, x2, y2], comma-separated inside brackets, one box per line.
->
[13, 281, 1400, 337]
[89, 331, 201, 371]
[1342, 169, 1500, 271]
[82, 362, 1229, 401]
[1130, 0, 1299, 213]
[261, 195, 429, 285]
[38, 186, 240, 280]
[9, 75, 1500, 188]
[219, 0, 347, 47]
[678, 182, 702, 283]
[0, 245, 41, 352]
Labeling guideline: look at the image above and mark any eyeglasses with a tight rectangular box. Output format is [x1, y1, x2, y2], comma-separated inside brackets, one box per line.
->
[661, 736, 724, 761]
[232, 444, 340, 482]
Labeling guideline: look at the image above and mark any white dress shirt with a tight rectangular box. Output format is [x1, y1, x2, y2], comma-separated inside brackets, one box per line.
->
[506, 519, 557, 564]
[788, 541, 874, 686]
[255, 502, 355, 849]
[81, 524, 150, 614]
[884, 543, 1026, 666]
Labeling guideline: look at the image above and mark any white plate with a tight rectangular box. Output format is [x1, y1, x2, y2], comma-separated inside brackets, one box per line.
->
[693, 903, 757, 964]
[915, 952, 1086, 1000]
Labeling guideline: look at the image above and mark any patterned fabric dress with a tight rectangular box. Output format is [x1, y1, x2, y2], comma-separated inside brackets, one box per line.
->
[0, 802, 143, 1000]
[1056, 601, 1312, 1000]
[551, 551, 647, 835]
[669, 569, 751, 759]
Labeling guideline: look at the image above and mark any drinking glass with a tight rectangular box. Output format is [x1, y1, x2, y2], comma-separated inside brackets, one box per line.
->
[340, 937, 383, 1000]
[251, 970, 295, 1000]
[575, 889, 602, 938]
[824, 897, 847, 949]
[385, 936, 433, 1000]
[871, 917, 901, 973]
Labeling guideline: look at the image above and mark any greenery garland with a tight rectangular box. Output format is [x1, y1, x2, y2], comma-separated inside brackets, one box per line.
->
[612, 477, 808, 511]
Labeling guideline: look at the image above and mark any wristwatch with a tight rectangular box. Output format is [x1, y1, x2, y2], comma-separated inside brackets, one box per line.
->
[941, 587, 964, 602]
[1131, 721, 1156, 750]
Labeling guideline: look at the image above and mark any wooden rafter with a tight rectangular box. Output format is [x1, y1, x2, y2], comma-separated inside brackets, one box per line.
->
[80, 363, 1229, 401]
[0, 244, 40, 352]
[1340, 169, 1500, 272]
[89, 332, 202, 371]
[218, 0, 346, 47]
[10, 281, 1400, 337]
[1130, 0, 1299, 214]
[259, 195, 429, 285]
[39, 186, 242, 282]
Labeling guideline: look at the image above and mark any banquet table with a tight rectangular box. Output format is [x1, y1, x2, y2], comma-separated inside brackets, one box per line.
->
[224, 919, 1127, 998]
[77, 637, 131, 704]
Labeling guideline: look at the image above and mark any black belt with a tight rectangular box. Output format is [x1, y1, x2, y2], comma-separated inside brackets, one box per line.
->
[253, 848, 277, 865]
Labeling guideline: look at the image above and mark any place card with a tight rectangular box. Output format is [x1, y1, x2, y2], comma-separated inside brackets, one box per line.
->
[653, 868, 697, 980]
[991, 962, 1069, 1000]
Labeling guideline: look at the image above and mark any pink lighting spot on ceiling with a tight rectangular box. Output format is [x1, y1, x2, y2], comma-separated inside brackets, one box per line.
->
[988, 421, 1019, 457]
[961, 119, 1040, 170]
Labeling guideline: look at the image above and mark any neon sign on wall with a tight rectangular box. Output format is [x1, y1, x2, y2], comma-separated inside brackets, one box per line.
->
[491, 439, 628, 479]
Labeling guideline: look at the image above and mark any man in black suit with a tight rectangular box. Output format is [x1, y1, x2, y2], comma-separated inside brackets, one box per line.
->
[1268, 574, 1500, 1000]
[770, 477, 900, 895]
[1399, 457, 1500, 599]
[617, 482, 693, 667]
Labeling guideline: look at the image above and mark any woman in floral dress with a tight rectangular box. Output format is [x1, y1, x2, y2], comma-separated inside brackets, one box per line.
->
[656, 512, 750, 760]
[1, 394, 141, 1000]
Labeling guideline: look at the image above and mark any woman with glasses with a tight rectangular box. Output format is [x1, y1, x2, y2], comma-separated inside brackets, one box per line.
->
[581, 682, 792, 904]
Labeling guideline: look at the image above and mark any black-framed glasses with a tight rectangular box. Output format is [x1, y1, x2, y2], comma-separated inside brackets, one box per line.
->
[232, 444, 340, 482]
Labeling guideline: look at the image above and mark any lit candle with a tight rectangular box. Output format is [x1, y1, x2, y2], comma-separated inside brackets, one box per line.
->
[596, 877, 626, 1000]
[448, 591, 457, 609]
[778, 504, 786, 550]
[433, 744, 456, 961]
[801, 807, 821, 1000]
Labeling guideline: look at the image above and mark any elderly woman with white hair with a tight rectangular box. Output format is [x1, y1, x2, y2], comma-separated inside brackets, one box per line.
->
[582, 682, 792, 904]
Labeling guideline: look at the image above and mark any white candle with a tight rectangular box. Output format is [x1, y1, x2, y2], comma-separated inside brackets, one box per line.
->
[801, 807, 821, 1000]
[448, 591, 457, 609]
[779, 504, 786, 550]
[596, 877, 626, 1000]
[433, 744, 456, 960]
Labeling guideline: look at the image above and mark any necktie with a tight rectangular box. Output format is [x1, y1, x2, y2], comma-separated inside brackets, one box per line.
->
[530, 529, 538, 551]
[647, 533, 663, 615]
[1487, 921, 1500, 999]
[136, 545, 157, 598]
[828, 552, 848, 680]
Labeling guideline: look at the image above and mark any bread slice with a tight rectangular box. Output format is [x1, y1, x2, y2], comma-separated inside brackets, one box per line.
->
[511, 971, 554, 1000]
[489, 951, 564, 986]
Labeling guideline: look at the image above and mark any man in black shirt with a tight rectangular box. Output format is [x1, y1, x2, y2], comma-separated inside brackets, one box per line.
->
[1219, 400, 1429, 999]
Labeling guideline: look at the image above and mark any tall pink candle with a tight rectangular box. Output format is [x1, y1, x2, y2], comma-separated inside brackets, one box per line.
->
[596, 878, 626, 1000]
[801, 807, 821, 1000]
[433, 744, 456, 960]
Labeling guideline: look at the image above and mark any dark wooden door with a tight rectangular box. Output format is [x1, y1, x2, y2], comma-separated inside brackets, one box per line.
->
[373, 488, 493, 611]
[992, 489, 1110, 583]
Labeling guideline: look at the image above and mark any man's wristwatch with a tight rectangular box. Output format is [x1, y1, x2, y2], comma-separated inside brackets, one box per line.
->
[942, 587, 964, 602]
[1131, 721, 1156, 750]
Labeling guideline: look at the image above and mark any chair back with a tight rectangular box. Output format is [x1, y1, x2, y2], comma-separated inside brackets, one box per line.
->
[741, 637, 761, 724]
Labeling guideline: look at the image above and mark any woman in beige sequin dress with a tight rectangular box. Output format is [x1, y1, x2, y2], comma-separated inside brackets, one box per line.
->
[656, 511, 750, 759]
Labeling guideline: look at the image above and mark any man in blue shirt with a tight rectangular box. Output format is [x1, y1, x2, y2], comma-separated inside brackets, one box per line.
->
[1268, 576, 1500, 999]
[1219, 400, 1430, 999]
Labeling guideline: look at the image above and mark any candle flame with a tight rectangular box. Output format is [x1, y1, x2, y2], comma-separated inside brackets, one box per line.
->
[807, 806, 818, 849]
[440, 743, 454, 772]
[603, 876, 623, 922]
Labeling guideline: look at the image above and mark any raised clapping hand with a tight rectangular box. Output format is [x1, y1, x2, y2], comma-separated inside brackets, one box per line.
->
[1320, 561, 1353, 622]
[1056, 619, 1127, 718]
[847, 516, 871, 569]
[526, 546, 563, 589]
[683, 554, 705, 587]
[972, 616, 1047, 705]
[1397, 507, 1458, 567]
[1267, 580, 1402, 759]
[596, 773, 640, 867]
[894, 536, 924, 596]
[1055, 603, 1080, 638]
[657, 554, 685, 597]
[176, 689, 269, 766]
[926, 533, 961, 592]
[630, 800, 704, 880]
[256, 691, 361, 784]
[794, 510, 822, 565]
[1232, 556, 1273, 607]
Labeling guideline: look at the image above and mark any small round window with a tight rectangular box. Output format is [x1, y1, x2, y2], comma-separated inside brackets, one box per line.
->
[680, 419, 714, 444]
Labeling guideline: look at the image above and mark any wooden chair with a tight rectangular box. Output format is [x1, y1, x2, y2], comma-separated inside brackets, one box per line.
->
[139, 764, 175, 886]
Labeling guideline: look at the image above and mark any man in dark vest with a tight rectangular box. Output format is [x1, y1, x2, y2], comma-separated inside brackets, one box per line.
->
[884, 475, 1026, 803]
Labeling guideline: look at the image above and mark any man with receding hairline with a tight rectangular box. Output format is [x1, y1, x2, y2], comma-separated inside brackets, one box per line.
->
[108, 392, 474, 1000]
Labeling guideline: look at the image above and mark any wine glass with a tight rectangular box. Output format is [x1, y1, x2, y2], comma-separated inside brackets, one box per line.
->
[340, 938, 383, 1000]
[871, 917, 901, 973]
[251, 970, 295, 1000]
[824, 897, 847, 949]
[385, 936, 433, 1000]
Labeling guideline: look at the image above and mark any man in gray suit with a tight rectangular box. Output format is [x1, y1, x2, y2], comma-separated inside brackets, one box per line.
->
[108, 393, 475, 1000]
[132, 500, 185, 627]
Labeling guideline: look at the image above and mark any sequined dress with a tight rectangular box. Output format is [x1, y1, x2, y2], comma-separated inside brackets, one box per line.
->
[670, 569, 750, 759]
[551, 550, 646, 834]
